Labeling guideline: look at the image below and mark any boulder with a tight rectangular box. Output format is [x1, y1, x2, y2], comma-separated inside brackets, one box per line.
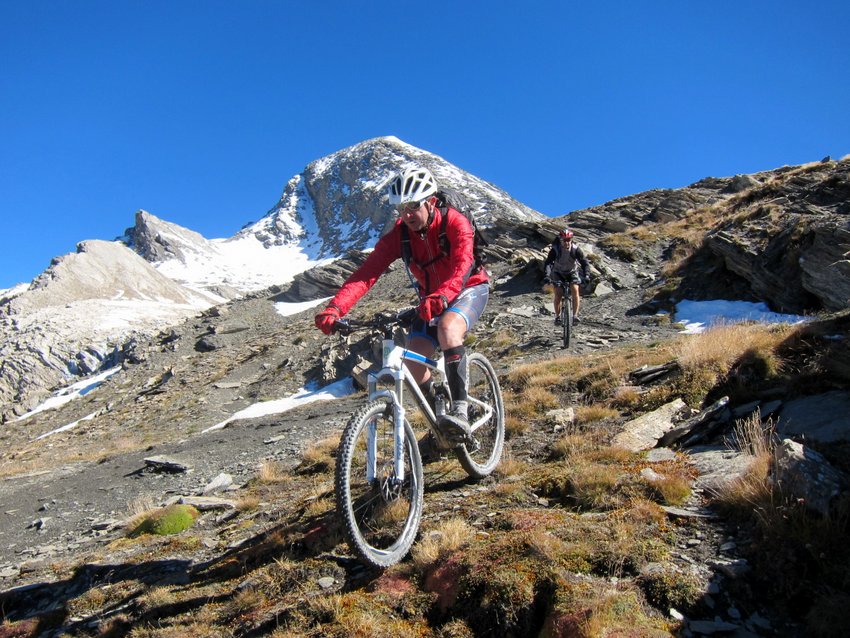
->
[772, 439, 849, 516]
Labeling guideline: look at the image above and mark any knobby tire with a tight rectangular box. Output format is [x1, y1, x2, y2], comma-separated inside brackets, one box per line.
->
[455, 353, 505, 479]
[335, 399, 424, 568]
[562, 293, 573, 349]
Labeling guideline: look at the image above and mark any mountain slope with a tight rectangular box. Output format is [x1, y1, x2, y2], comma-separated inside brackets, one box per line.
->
[0, 240, 215, 412]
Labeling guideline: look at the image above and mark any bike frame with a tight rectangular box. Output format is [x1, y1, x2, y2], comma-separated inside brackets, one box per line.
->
[365, 337, 494, 484]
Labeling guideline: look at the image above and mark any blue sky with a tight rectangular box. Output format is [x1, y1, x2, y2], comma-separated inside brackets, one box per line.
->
[2, 1, 849, 289]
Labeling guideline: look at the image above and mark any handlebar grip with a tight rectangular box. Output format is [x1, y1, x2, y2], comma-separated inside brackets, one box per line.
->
[333, 319, 352, 335]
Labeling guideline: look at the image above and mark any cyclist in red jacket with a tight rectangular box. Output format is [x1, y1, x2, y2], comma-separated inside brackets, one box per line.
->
[314, 166, 489, 441]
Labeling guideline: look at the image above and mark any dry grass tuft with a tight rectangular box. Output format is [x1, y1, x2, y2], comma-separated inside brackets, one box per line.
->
[257, 460, 291, 484]
[505, 358, 576, 390]
[677, 322, 789, 377]
[126, 494, 159, 518]
[611, 385, 642, 409]
[299, 434, 340, 472]
[236, 494, 260, 511]
[551, 433, 592, 460]
[493, 454, 526, 479]
[518, 386, 561, 412]
[505, 413, 531, 436]
[574, 404, 619, 425]
[412, 517, 475, 569]
[644, 470, 692, 506]
[713, 414, 776, 514]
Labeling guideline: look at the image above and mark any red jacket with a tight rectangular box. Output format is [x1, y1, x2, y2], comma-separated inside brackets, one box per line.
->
[329, 206, 489, 315]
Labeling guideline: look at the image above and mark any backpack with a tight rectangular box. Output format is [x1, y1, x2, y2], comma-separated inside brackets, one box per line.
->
[399, 187, 489, 278]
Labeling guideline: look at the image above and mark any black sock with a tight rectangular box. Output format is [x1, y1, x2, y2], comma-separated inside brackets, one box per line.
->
[444, 346, 468, 404]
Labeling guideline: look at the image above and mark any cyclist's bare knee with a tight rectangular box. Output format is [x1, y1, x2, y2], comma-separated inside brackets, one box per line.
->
[437, 312, 467, 350]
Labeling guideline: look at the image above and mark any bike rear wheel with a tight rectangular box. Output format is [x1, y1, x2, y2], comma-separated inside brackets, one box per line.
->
[455, 353, 505, 479]
[335, 399, 424, 568]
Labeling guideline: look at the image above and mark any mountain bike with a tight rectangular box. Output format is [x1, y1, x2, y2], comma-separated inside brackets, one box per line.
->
[331, 308, 505, 568]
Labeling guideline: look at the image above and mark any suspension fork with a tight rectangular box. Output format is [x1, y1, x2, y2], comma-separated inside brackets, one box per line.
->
[366, 364, 408, 483]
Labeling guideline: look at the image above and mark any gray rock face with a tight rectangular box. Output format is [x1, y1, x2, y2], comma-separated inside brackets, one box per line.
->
[123, 209, 214, 264]
[565, 178, 736, 242]
[277, 250, 371, 302]
[704, 159, 850, 312]
[773, 439, 848, 516]
[611, 398, 688, 451]
[800, 224, 850, 310]
[777, 390, 850, 443]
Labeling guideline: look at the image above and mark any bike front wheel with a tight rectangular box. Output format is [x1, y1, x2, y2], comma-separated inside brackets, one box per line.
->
[335, 399, 424, 568]
[562, 295, 573, 349]
[455, 353, 505, 479]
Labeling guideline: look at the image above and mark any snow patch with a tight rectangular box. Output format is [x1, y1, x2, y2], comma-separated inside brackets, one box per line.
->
[202, 378, 356, 432]
[674, 299, 808, 334]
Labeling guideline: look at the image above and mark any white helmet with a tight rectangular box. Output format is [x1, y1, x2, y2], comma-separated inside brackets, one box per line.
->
[388, 167, 438, 206]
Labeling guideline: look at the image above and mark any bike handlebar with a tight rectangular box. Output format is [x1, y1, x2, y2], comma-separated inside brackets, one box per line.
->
[332, 307, 418, 337]
[547, 277, 592, 291]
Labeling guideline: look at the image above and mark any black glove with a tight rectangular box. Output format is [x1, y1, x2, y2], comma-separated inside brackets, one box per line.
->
[543, 277, 552, 286]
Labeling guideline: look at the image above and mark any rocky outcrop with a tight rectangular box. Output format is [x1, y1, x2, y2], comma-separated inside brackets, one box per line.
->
[565, 177, 739, 242]
[800, 224, 850, 310]
[704, 159, 850, 312]
[276, 250, 371, 301]
[123, 209, 214, 264]
[562, 158, 849, 314]
[773, 439, 849, 516]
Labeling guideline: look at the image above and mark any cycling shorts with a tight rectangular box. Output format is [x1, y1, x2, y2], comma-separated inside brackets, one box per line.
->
[409, 282, 489, 346]
[552, 271, 583, 286]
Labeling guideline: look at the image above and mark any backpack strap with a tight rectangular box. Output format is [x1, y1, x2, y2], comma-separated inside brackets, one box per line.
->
[399, 224, 422, 299]
[400, 223, 413, 268]
[437, 200, 451, 256]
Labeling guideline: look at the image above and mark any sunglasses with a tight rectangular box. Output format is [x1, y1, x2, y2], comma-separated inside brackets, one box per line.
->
[397, 200, 423, 214]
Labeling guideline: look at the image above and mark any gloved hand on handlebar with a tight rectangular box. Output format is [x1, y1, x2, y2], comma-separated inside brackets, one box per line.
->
[542, 277, 552, 286]
[417, 294, 447, 323]
[315, 305, 341, 335]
